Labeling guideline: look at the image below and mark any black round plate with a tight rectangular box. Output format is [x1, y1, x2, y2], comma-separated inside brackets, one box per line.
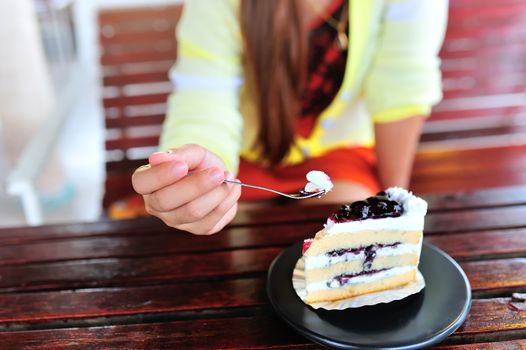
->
[267, 241, 471, 349]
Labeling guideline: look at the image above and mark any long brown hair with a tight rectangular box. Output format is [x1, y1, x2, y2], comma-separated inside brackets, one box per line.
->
[240, 0, 307, 166]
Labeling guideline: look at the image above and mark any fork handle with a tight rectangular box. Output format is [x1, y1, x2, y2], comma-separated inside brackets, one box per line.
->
[223, 179, 284, 194]
[223, 179, 322, 199]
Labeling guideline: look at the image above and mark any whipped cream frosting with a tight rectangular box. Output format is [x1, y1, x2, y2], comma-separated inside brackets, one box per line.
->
[304, 171, 334, 193]
[323, 187, 427, 235]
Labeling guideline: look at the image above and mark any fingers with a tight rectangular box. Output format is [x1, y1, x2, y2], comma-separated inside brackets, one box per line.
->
[167, 174, 236, 224]
[164, 144, 209, 170]
[145, 167, 225, 212]
[132, 160, 188, 195]
[134, 144, 225, 196]
[135, 144, 238, 235]
[176, 184, 241, 234]
[206, 202, 239, 234]
[153, 180, 242, 235]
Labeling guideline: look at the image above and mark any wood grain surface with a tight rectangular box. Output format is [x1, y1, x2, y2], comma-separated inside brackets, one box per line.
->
[0, 186, 525, 349]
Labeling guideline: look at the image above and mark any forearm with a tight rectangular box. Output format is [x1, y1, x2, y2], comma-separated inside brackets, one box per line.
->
[374, 115, 425, 189]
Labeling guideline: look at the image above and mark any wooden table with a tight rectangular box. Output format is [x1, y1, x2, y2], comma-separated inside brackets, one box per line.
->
[0, 186, 525, 349]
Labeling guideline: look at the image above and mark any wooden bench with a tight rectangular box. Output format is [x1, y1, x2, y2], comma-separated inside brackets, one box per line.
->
[97, 0, 526, 211]
[99, 5, 182, 208]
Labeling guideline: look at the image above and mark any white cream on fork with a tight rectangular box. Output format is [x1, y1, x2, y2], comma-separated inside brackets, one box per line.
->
[304, 170, 334, 194]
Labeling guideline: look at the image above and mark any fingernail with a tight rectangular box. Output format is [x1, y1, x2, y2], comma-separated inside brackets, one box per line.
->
[172, 161, 186, 175]
[151, 150, 175, 158]
[137, 164, 151, 172]
[209, 168, 224, 183]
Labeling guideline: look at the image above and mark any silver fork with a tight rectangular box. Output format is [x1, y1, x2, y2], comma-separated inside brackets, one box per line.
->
[224, 180, 326, 199]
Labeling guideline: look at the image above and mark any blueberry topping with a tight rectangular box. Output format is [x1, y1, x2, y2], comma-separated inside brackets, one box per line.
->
[373, 200, 388, 211]
[329, 191, 404, 222]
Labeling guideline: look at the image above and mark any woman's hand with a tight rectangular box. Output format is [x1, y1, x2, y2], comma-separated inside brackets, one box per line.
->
[132, 144, 241, 235]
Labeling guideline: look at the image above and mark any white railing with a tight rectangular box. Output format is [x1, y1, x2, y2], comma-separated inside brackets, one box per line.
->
[5, 66, 85, 226]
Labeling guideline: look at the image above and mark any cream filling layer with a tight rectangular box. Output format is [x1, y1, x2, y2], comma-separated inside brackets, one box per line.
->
[306, 266, 416, 293]
[304, 243, 421, 270]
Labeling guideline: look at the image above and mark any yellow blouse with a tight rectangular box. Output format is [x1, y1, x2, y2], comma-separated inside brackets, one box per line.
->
[160, 0, 449, 173]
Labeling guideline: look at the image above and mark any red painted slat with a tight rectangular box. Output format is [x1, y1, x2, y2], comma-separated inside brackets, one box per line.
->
[105, 115, 165, 128]
[100, 50, 177, 66]
[103, 72, 169, 87]
[102, 93, 168, 108]
[105, 135, 160, 150]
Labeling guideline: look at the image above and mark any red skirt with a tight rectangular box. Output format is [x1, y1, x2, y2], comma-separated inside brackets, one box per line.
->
[238, 147, 381, 201]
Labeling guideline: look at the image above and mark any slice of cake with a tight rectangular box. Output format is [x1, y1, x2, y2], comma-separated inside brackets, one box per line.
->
[302, 187, 427, 304]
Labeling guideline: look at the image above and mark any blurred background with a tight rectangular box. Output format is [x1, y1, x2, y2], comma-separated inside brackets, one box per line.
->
[0, 0, 525, 227]
[0, 0, 182, 227]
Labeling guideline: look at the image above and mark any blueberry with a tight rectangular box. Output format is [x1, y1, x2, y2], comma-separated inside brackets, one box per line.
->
[372, 201, 389, 216]
[351, 200, 367, 210]
[360, 205, 370, 219]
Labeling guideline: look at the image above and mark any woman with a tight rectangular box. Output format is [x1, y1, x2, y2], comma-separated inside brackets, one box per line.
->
[132, 0, 448, 234]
